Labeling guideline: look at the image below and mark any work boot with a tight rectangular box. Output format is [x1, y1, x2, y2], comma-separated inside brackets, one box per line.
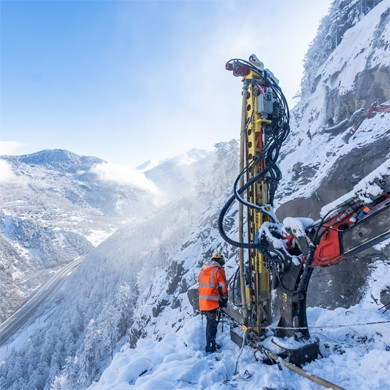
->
[205, 344, 214, 353]
[209, 341, 219, 352]
[205, 341, 216, 353]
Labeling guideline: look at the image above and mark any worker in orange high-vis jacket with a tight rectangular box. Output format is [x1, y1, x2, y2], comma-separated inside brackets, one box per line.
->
[198, 253, 228, 353]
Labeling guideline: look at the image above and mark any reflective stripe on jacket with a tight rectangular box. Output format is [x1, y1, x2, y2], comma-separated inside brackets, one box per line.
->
[198, 261, 228, 311]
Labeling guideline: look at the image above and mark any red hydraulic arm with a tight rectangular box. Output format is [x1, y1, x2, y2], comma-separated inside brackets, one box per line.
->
[311, 192, 390, 267]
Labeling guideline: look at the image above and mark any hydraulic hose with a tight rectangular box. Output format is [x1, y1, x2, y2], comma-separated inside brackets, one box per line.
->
[219, 58, 290, 250]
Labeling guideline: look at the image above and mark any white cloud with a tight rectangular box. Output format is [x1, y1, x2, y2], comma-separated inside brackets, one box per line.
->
[0, 159, 17, 183]
[91, 162, 159, 194]
[0, 141, 26, 155]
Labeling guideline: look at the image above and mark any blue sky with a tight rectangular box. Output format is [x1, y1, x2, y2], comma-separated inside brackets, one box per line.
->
[1, 0, 332, 167]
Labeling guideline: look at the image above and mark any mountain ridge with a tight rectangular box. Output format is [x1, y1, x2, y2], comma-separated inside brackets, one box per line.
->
[2, 149, 105, 173]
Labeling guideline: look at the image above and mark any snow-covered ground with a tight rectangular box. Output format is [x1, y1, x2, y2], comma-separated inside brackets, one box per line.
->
[90, 261, 390, 390]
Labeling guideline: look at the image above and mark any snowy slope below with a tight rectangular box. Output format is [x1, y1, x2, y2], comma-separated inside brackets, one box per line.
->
[90, 260, 390, 390]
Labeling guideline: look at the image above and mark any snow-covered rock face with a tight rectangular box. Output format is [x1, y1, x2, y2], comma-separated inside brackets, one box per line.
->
[301, 0, 388, 119]
[275, 0, 390, 310]
[319, 2, 389, 126]
[277, 0, 390, 221]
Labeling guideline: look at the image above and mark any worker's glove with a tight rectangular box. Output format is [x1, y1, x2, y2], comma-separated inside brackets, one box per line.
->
[219, 298, 228, 308]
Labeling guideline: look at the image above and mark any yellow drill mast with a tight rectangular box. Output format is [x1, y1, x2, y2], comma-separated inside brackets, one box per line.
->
[239, 60, 272, 335]
[220, 55, 289, 338]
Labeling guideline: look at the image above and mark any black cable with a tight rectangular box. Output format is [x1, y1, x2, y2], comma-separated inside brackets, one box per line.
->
[219, 57, 290, 251]
[310, 204, 347, 245]
[276, 271, 300, 293]
[233, 162, 277, 222]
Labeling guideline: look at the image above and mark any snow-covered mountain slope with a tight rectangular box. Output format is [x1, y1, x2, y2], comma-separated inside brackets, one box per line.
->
[0, 213, 93, 321]
[143, 148, 213, 200]
[4, 149, 103, 174]
[0, 149, 159, 322]
[0, 145, 222, 325]
[0, 141, 239, 389]
[136, 158, 160, 172]
[1, 149, 158, 226]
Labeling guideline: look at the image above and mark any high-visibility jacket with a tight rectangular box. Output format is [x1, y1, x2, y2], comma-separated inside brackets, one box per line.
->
[198, 260, 228, 311]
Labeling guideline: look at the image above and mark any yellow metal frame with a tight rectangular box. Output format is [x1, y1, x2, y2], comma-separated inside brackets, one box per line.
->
[242, 70, 271, 334]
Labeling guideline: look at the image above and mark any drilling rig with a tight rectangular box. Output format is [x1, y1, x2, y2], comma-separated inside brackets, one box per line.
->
[218, 55, 390, 365]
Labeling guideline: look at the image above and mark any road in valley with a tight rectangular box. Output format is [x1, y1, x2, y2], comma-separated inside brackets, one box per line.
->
[0, 257, 84, 346]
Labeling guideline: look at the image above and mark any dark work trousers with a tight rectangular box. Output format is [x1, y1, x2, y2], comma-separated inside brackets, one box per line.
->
[204, 309, 219, 351]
